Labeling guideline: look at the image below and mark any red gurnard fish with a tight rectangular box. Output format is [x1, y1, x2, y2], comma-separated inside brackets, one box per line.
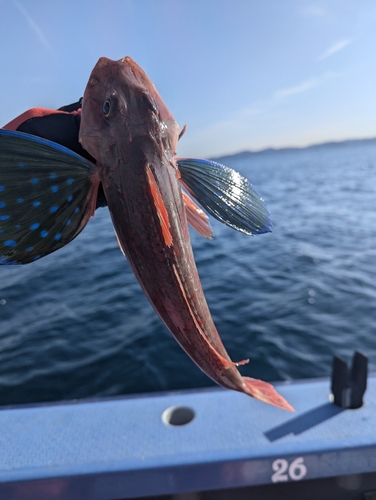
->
[0, 58, 289, 410]
[77, 56, 293, 411]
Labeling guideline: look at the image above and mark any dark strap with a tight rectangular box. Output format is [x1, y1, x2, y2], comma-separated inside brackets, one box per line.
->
[58, 99, 82, 112]
[16, 111, 95, 162]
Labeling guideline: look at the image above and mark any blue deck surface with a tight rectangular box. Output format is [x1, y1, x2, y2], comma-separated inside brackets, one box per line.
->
[0, 376, 376, 499]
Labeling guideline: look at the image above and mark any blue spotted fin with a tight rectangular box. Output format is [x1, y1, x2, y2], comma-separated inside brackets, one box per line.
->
[177, 158, 272, 235]
[0, 130, 100, 264]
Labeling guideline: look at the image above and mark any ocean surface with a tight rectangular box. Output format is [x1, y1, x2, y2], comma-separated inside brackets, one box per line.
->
[1, 140, 376, 406]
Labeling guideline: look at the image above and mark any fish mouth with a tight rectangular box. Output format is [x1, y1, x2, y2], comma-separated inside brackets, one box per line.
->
[79, 130, 101, 140]
[78, 128, 102, 152]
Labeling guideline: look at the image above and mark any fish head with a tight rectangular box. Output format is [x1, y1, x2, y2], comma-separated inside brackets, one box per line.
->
[79, 56, 179, 166]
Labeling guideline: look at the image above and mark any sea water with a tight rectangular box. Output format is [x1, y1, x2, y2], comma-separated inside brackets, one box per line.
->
[0, 140, 375, 405]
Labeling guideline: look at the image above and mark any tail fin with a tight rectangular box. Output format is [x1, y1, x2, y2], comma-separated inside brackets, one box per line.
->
[243, 377, 295, 411]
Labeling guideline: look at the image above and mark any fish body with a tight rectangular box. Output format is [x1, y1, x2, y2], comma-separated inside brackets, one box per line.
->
[0, 57, 289, 409]
[79, 57, 293, 411]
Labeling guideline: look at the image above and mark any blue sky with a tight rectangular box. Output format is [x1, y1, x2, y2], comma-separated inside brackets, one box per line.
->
[1, 0, 376, 158]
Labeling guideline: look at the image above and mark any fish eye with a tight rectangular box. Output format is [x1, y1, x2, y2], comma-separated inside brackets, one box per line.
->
[103, 100, 111, 117]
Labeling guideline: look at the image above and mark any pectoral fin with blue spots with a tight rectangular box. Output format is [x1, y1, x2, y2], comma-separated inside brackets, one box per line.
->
[0, 130, 100, 264]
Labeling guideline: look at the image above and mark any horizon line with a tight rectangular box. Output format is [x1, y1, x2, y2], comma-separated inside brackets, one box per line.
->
[211, 134, 376, 160]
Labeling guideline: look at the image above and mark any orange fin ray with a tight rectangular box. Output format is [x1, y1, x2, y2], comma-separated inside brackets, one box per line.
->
[146, 165, 173, 247]
[182, 191, 214, 239]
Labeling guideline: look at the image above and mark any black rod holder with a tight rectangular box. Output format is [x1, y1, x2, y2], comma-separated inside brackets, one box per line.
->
[331, 351, 368, 409]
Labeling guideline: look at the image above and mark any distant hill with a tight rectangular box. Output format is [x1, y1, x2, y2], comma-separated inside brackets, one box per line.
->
[212, 137, 376, 163]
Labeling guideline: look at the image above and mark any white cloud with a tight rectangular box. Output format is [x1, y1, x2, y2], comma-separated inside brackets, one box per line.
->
[13, 0, 53, 53]
[317, 39, 353, 61]
[273, 71, 342, 100]
[179, 71, 344, 157]
[274, 79, 318, 99]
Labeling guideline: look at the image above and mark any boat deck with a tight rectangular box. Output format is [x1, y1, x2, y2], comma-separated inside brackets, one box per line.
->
[1, 376, 376, 499]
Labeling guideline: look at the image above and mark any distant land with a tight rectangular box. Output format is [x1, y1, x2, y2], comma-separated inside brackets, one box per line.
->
[212, 137, 376, 163]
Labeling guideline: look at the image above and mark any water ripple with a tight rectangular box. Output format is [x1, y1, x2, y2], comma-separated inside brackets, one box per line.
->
[1, 142, 376, 404]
